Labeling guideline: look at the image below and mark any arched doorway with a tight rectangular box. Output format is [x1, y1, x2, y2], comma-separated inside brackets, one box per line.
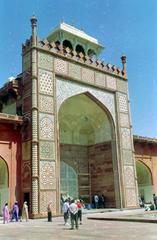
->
[136, 160, 153, 203]
[58, 93, 117, 208]
[0, 158, 9, 212]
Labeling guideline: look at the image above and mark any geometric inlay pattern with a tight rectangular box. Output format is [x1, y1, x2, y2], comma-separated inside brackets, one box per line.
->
[118, 93, 128, 112]
[123, 150, 134, 165]
[56, 78, 116, 122]
[124, 166, 135, 186]
[106, 75, 117, 90]
[82, 67, 94, 84]
[40, 141, 55, 159]
[120, 113, 129, 127]
[40, 190, 56, 214]
[55, 58, 68, 75]
[38, 52, 53, 71]
[39, 113, 54, 140]
[95, 72, 106, 88]
[69, 63, 81, 79]
[121, 127, 132, 149]
[39, 95, 54, 113]
[39, 69, 53, 95]
[40, 161, 56, 190]
[23, 52, 31, 71]
[126, 188, 137, 207]
[117, 80, 128, 93]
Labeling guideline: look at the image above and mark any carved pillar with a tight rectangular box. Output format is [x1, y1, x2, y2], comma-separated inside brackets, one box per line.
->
[30, 15, 39, 215]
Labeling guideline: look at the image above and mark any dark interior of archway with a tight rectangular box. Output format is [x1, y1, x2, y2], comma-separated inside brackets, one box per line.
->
[75, 44, 85, 55]
[63, 40, 73, 50]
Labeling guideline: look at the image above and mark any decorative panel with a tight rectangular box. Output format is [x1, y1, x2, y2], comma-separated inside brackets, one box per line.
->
[55, 58, 68, 75]
[38, 52, 53, 71]
[121, 128, 131, 149]
[118, 93, 128, 113]
[22, 161, 31, 189]
[22, 141, 31, 161]
[40, 161, 56, 189]
[40, 190, 56, 213]
[39, 95, 54, 113]
[32, 178, 39, 213]
[69, 63, 81, 79]
[117, 80, 128, 93]
[124, 166, 135, 186]
[39, 69, 53, 95]
[56, 79, 115, 122]
[106, 76, 117, 90]
[23, 52, 31, 71]
[126, 188, 137, 206]
[40, 141, 55, 159]
[120, 113, 129, 127]
[122, 150, 133, 165]
[82, 67, 94, 84]
[95, 72, 106, 88]
[39, 113, 54, 140]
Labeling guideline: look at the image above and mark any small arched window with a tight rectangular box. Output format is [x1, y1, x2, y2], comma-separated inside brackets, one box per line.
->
[87, 49, 96, 58]
[63, 40, 73, 50]
[75, 44, 85, 55]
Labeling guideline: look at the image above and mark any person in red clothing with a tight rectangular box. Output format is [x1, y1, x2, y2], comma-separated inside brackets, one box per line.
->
[76, 199, 84, 225]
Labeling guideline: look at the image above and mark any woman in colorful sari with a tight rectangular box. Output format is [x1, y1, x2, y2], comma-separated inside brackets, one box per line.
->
[2, 203, 10, 224]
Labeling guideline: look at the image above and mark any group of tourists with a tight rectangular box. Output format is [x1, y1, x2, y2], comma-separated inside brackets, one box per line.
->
[92, 194, 106, 209]
[139, 193, 157, 211]
[62, 198, 84, 230]
[2, 201, 29, 224]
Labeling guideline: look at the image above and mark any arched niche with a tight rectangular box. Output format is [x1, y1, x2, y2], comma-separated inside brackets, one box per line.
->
[0, 158, 9, 212]
[136, 160, 153, 203]
[58, 92, 118, 208]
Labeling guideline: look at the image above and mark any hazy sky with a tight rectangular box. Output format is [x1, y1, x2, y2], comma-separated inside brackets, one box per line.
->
[0, 0, 157, 138]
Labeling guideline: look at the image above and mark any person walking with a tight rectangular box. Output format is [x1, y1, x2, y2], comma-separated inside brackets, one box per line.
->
[11, 201, 19, 222]
[47, 201, 52, 222]
[2, 203, 10, 224]
[22, 201, 29, 222]
[69, 200, 78, 230]
[77, 199, 84, 225]
[63, 199, 70, 226]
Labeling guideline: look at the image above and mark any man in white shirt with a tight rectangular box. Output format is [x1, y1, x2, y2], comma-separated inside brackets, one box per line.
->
[69, 200, 78, 229]
[63, 199, 70, 225]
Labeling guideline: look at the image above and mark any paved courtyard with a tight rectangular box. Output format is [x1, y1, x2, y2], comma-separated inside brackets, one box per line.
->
[0, 210, 157, 240]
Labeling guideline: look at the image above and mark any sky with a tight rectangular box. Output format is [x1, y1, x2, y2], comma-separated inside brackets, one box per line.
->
[0, 0, 157, 138]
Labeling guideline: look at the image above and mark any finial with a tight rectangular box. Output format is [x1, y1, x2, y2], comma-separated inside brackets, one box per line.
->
[121, 54, 127, 74]
[30, 15, 37, 27]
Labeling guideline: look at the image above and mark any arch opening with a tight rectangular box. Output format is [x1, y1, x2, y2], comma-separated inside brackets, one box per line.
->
[75, 44, 85, 55]
[136, 160, 153, 203]
[0, 158, 9, 212]
[63, 40, 73, 50]
[58, 93, 117, 209]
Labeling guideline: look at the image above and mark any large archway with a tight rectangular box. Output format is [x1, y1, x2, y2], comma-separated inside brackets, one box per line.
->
[58, 93, 118, 208]
[0, 158, 9, 212]
[136, 160, 153, 203]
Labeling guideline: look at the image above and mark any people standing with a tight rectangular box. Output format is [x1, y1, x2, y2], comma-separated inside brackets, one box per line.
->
[47, 201, 52, 222]
[11, 201, 19, 222]
[94, 194, 99, 209]
[63, 199, 70, 225]
[153, 194, 157, 209]
[77, 199, 84, 225]
[69, 200, 78, 230]
[2, 203, 10, 224]
[22, 201, 29, 222]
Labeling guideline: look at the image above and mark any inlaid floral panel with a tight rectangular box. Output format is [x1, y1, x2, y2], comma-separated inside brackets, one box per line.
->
[40, 190, 56, 213]
[40, 161, 56, 189]
[39, 95, 54, 113]
[39, 113, 54, 140]
[38, 52, 53, 71]
[40, 141, 55, 160]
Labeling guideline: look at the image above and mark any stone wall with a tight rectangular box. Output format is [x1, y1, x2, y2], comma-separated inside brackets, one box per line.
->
[60, 141, 115, 207]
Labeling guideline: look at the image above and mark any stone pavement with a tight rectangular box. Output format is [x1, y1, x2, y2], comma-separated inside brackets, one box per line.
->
[0, 209, 157, 240]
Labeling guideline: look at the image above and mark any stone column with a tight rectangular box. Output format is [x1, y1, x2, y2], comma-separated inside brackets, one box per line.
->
[30, 15, 39, 215]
